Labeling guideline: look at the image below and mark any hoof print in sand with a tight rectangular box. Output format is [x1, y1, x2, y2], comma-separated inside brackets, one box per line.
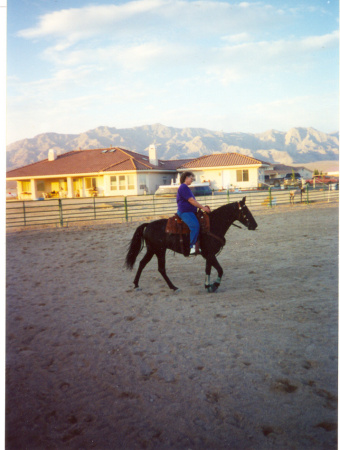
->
[262, 426, 275, 436]
[315, 422, 337, 432]
[272, 379, 298, 394]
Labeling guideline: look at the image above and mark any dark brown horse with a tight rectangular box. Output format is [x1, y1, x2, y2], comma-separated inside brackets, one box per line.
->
[125, 197, 257, 292]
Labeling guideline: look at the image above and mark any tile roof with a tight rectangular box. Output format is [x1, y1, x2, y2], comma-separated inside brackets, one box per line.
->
[6, 147, 193, 178]
[179, 152, 270, 168]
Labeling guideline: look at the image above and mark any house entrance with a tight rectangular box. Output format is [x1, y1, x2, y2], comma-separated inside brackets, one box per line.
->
[222, 171, 231, 189]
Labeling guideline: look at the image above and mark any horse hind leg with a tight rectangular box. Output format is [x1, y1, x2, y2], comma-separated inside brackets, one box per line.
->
[133, 247, 154, 289]
[156, 250, 179, 291]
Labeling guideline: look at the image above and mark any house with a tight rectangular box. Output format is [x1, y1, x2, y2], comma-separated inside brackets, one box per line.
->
[178, 153, 270, 190]
[265, 164, 313, 186]
[6, 145, 192, 200]
[6, 147, 270, 199]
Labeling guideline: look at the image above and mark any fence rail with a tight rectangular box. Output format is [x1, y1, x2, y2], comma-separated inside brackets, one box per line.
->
[6, 186, 339, 229]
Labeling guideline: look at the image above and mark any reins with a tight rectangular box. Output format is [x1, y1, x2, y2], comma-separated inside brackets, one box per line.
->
[231, 223, 242, 229]
[205, 230, 226, 246]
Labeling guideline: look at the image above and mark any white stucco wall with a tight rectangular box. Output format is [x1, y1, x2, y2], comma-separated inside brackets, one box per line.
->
[190, 167, 262, 190]
[142, 173, 175, 194]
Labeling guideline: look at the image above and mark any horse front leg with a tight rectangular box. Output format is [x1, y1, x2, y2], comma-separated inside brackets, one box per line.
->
[156, 250, 179, 291]
[206, 255, 223, 293]
[205, 260, 212, 291]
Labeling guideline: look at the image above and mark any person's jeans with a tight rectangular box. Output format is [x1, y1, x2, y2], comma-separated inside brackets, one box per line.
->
[177, 211, 199, 247]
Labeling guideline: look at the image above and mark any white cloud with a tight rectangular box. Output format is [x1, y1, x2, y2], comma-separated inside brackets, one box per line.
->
[18, 0, 165, 41]
[17, 0, 287, 45]
[221, 33, 251, 43]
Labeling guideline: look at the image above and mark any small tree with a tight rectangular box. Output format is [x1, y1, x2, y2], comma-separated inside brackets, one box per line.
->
[291, 169, 296, 181]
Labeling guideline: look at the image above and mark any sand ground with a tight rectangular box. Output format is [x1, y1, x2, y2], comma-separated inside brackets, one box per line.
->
[6, 202, 338, 449]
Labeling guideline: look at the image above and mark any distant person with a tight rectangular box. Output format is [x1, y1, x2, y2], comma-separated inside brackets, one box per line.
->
[176, 171, 210, 255]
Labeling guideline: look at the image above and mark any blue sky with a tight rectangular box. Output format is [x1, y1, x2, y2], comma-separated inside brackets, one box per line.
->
[6, 0, 339, 144]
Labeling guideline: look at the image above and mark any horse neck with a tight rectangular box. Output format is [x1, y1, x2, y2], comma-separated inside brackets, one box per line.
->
[210, 203, 238, 236]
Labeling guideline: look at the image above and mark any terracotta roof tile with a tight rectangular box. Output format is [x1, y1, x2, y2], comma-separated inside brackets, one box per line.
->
[6, 147, 268, 180]
[179, 153, 270, 168]
[6, 147, 189, 178]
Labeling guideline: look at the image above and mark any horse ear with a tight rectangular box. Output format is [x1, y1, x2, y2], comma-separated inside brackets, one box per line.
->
[242, 196, 246, 204]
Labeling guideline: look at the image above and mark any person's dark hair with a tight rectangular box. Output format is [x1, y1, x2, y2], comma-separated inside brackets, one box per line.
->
[180, 171, 194, 184]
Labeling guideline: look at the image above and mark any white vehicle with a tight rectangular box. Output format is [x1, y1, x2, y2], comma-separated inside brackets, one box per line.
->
[155, 182, 212, 197]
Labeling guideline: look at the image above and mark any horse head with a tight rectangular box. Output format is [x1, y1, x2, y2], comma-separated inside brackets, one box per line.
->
[237, 197, 258, 230]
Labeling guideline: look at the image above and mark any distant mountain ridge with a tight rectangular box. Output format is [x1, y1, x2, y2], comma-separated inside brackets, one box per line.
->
[6, 124, 339, 170]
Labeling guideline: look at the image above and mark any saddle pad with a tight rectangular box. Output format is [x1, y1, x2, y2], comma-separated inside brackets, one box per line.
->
[165, 214, 190, 234]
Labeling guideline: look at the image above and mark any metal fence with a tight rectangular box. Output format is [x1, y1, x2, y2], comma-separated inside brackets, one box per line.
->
[6, 186, 339, 229]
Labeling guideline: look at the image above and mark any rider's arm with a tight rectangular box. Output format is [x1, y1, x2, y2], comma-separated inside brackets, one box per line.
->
[188, 197, 210, 212]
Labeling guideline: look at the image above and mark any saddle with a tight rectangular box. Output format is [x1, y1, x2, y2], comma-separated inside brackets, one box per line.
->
[165, 210, 210, 235]
[165, 210, 224, 255]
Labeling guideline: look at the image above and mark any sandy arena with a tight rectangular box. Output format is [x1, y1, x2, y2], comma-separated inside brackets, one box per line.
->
[6, 202, 338, 449]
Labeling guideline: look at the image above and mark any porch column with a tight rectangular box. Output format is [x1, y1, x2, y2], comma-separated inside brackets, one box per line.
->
[81, 178, 86, 197]
[67, 177, 74, 198]
[31, 179, 38, 200]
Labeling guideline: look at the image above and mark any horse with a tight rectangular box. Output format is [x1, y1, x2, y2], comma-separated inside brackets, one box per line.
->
[290, 187, 305, 204]
[125, 197, 257, 293]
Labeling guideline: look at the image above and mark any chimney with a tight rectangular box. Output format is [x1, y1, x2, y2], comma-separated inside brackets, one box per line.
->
[48, 148, 56, 161]
[149, 144, 158, 166]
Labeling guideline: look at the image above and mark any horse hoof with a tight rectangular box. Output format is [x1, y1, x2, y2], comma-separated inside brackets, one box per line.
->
[206, 284, 218, 293]
[211, 282, 220, 293]
[173, 287, 180, 293]
[134, 287, 142, 291]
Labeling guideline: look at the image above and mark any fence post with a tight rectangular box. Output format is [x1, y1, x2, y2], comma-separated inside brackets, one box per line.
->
[58, 199, 64, 227]
[93, 196, 96, 219]
[124, 196, 128, 222]
[227, 189, 230, 203]
[269, 187, 272, 207]
[23, 201, 26, 226]
[306, 184, 309, 204]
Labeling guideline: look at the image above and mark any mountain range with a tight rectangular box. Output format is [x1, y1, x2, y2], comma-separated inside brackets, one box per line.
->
[6, 124, 339, 171]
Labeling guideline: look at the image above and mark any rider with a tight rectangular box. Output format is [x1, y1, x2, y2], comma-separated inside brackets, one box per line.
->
[176, 171, 211, 255]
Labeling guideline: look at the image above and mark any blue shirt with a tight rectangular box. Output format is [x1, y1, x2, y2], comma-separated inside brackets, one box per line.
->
[177, 184, 197, 213]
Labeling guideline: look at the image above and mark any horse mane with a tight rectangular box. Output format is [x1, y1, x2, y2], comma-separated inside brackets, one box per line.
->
[210, 202, 237, 220]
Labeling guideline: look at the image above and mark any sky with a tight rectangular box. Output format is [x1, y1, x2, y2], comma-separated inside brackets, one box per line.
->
[5, 0, 339, 144]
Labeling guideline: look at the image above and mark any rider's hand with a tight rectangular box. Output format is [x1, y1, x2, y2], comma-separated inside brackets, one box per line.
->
[202, 206, 211, 213]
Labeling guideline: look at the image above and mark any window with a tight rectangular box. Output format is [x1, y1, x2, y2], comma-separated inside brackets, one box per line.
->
[85, 177, 97, 189]
[110, 176, 117, 190]
[119, 175, 125, 190]
[236, 170, 249, 182]
[21, 181, 30, 192]
[127, 175, 134, 190]
[37, 181, 45, 191]
[110, 175, 134, 190]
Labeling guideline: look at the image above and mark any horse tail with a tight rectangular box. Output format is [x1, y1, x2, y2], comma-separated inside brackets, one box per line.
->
[125, 223, 148, 270]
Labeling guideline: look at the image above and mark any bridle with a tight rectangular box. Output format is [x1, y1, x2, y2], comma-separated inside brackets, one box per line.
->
[232, 202, 250, 229]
